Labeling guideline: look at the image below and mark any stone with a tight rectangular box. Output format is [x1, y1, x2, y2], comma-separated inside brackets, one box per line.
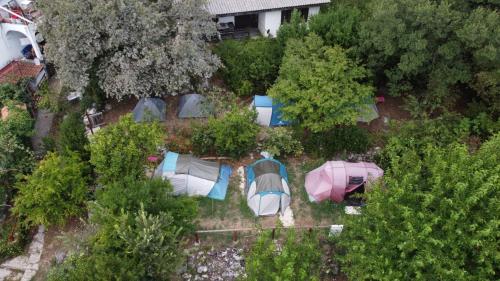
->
[21, 269, 37, 281]
[0, 268, 13, 280]
[1, 256, 29, 271]
[55, 251, 67, 264]
[197, 265, 208, 274]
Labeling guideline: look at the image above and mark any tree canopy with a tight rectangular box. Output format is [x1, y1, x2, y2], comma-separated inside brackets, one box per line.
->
[38, 0, 220, 99]
[268, 33, 374, 132]
[338, 133, 500, 280]
[357, 0, 500, 113]
[13, 152, 88, 227]
[89, 114, 163, 184]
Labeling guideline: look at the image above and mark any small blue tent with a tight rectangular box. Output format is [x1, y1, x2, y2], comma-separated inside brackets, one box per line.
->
[251, 95, 290, 127]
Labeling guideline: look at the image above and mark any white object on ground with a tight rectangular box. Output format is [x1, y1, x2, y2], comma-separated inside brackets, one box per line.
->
[279, 207, 295, 227]
[237, 166, 245, 196]
[66, 91, 82, 101]
[345, 206, 362, 215]
[260, 151, 272, 159]
[329, 225, 344, 236]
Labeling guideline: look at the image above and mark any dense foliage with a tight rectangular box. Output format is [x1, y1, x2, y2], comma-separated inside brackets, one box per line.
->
[13, 152, 88, 227]
[339, 133, 500, 280]
[38, 0, 220, 99]
[0, 101, 34, 141]
[214, 38, 282, 96]
[309, 3, 361, 48]
[262, 127, 303, 157]
[191, 107, 259, 158]
[89, 114, 163, 184]
[357, 0, 500, 114]
[301, 126, 371, 158]
[268, 34, 373, 132]
[59, 112, 89, 159]
[245, 230, 322, 281]
[276, 10, 308, 49]
[46, 178, 197, 281]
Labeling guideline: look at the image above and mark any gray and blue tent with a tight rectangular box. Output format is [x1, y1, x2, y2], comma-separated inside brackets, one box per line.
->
[178, 93, 212, 118]
[246, 158, 290, 216]
[133, 97, 166, 122]
[154, 152, 231, 200]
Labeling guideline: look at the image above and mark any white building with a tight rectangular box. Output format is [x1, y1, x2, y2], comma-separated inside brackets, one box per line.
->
[0, 0, 43, 70]
[0, 0, 45, 86]
[206, 0, 330, 38]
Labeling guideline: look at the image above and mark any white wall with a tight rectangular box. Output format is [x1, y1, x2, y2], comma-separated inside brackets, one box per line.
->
[218, 15, 234, 24]
[0, 23, 42, 69]
[308, 6, 321, 18]
[258, 10, 281, 37]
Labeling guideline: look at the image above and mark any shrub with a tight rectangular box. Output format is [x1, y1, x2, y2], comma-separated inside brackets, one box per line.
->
[262, 127, 303, 157]
[0, 220, 30, 263]
[13, 152, 89, 227]
[0, 83, 27, 106]
[192, 107, 259, 158]
[96, 178, 197, 234]
[59, 112, 89, 159]
[245, 229, 322, 281]
[0, 101, 34, 141]
[338, 134, 500, 280]
[302, 126, 371, 158]
[37, 81, 62, 112]
[276, 9, 308, 48]
[89, 114, 163, 184]
[214, 38, 281, 96]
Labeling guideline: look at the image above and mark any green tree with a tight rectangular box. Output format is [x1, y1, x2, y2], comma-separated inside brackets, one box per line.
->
[276, 9, 309, 48]
[358, 0, 500, 114]
[38, 0, 220, 99]
[13, 152, 88, 227]
[59, 112, 89, 159]
[262, 127, 303, 157]
[89, 114, 163, 184]
[96, 177, 197, 234]
[0, 101, 34, 141]
[268, 34, 373, 132]
[245, 229, 322, 281]
[338, 134, 500, 280]
[214, 38, 282, 96]
[0, 84, 26, 106]
[308, 3, 361, 48]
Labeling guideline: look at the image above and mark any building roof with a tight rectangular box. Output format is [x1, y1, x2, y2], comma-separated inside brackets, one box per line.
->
[206, 0, 330, 16]
[0, 60, 43, 84]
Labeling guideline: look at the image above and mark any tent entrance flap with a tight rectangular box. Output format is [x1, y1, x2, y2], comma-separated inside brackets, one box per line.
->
[175, 155, 220, 182]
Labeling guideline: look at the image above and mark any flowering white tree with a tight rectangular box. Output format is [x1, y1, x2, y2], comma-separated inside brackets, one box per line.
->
[38, 0, 220, 99]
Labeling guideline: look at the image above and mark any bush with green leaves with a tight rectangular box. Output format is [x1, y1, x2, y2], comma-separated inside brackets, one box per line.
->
[276, 9, 308, 49]
[301, 126, 371, 158]
[89, 114, 163, 184]
[191, 107, 259, 158]
[13, 152, 89, 227]
[59, 112, 89, 159]
[268, 33, 374, 133]
[0, 83, 27, 106]
[308, 3, 361, 48]
[96, 177, 197, 234]
[338, 133, 500, 280]
[37, 81, 62, 112]
[46, 177, 198, 281]
[262, 127, 303, 157]
[214, 38, 282, 96]
[0, 101, 34, 141]
[245, 229, 322, 281]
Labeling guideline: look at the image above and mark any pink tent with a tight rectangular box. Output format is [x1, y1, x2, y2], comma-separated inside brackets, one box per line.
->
[305, 161, 383, 203]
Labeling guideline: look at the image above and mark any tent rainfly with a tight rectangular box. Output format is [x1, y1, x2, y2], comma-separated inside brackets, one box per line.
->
[357, 103, 380, 123]
[305, 161, 383, 203]
[154, 152, 232, 200]
[132, 97, 167, 122]
[251, 95, 290, 127]
[178, 93, 213, 118]
[246, 158, 290, 216]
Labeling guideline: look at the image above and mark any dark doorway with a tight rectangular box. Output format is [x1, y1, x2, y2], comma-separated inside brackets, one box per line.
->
[235, 14, 258, 29]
